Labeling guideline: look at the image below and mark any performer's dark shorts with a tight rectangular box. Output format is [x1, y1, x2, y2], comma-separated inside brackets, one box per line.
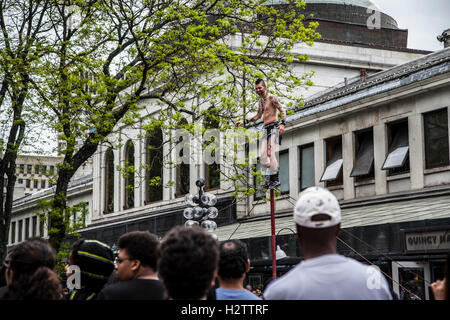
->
[263, 122, 282, 146]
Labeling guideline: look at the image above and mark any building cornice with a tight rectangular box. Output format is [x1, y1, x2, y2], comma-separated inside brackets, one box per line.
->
[286, 60, 450, 131]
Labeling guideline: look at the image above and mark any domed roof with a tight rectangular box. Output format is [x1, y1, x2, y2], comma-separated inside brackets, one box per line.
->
[262, 0, 406, 48]
[305, 0, 375, 8]
[264, 0, 376, 9]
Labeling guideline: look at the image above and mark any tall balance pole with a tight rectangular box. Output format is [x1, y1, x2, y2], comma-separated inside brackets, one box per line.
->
[270, 188, 277, 280]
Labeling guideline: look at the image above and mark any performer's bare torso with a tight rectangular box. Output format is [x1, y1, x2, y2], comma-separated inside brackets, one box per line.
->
[260, 94, 279, 126]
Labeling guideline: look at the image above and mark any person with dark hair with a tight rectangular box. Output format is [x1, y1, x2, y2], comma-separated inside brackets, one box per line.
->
[431, 253, 449, 300]
[67, 239, 115, 300]
[0, 238, 62, 300]
[0, 252, 11, 299]
[235, 78, 286, 189]
[97, 231, 166, 300]
[158, 226, 219, 300]
[216, 239, 261, 300]
[263, 186, 392, 300]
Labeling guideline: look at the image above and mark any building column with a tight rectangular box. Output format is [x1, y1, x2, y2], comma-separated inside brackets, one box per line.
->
[114, 145, 122, 213]
[134, 136, 142, 207]
[342, 132, 355, 200]
[289, 146, 299, 200]
[191, 122, 202, 192]
[140, 126, 147, 206]
[163, 131, 172, 201]
[93, 147, 102, 219]
[373, 124, 388, 195]
[409, 114, 424, 190]
[315, 139, 325, 188]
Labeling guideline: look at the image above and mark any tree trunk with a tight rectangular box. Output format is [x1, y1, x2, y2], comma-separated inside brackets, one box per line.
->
[0, 102, 26, 263]
[48, 141, 100, 252]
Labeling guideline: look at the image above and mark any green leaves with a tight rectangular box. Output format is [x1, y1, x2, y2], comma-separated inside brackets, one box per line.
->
[2, 0, 320, 253]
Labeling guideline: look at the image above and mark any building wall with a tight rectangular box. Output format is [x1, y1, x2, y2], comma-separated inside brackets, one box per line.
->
[14, 156, 61, 197]
[90, 40, 426, 224]
[12, 155, 93, 199]
[8, 187, 92, 246]
[89, 85, 450, 223]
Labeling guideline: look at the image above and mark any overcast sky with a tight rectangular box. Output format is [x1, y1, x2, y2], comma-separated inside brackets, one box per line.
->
[370, 0, 449, 51]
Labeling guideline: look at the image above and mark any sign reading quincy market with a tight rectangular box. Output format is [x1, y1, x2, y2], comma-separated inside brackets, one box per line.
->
[405, 230, 450, 252]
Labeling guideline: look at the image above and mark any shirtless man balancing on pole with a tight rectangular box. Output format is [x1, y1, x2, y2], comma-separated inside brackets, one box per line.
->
[235, 79, 286, 189]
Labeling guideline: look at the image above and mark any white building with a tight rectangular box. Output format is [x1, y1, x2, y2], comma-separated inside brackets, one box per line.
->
[8, 174, 92, 245]
[7, 0, 449, 300]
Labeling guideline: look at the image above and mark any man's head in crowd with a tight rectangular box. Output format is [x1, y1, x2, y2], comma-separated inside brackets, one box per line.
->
[158, 226, 219, 300]
[69, 239, 115, 291]
[115, 231, 159, 281]
[217, 239, 250, 282]
[294, 186, 341, 259]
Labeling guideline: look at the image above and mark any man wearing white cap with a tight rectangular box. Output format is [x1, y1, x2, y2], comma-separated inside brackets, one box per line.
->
[263, 186, 392, 300]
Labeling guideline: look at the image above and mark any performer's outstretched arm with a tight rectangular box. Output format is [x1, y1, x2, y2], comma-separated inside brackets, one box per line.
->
[235, 101, 263, 127]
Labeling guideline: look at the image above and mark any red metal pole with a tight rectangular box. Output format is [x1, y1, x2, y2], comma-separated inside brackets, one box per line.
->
[270, 188, 277, 280]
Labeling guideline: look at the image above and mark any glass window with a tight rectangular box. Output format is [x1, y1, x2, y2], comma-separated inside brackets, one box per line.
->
[176, 119, 190, 197]
[146, 127, 163, 203]
[18, 220, 23, 242]
[41, 165, 47, 175]
[25, 218, 30, 240]
[18, 179, 23, 184]
[39, 218, 44, 237]
[26, 179, 30, 188]
[10, 221, 16, 244]
[33, 180, 38, 189]
[321, 136, 343, 186]
[35, 166, 39, 174]
[351, 129, 374, 181]
[204, 107, 220, 190]
[27, 165, 32, 174]
[124, 141, 135, 209]
[41, 180, 46, 188]
[279, 150, 289, 194]
[382, 120, 409, 175]
[85, 202, 90, 225]
[19, 164, 24, 174]
[50, 165, 55, 174]
[32, 216, 37, 237]
[104, 148, 114, 214]
[299, 144, 315, 190]
[424, 108, 449, 169]
[253, 158, 265, 200]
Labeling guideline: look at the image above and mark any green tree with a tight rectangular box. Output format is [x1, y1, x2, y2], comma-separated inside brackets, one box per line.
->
[13, 0, 319, 252]
[0, 0, 54, 263]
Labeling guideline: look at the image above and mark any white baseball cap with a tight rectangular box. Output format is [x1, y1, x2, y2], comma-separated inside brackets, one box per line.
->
[293, 186, 341, 228]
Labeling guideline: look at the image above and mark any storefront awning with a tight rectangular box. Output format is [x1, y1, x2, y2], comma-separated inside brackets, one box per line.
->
[215, 193, 450, 241]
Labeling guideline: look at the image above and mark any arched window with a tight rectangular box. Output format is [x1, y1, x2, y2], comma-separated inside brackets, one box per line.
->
[176, 118, 190, 197]
[104, 148, 115, 214]
[124, 140, 135, 209]
[204, 107, 220, 190]
[145, 127, 163, 203]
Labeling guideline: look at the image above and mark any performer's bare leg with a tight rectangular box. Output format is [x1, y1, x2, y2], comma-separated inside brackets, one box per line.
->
[261, 130, 280, 189]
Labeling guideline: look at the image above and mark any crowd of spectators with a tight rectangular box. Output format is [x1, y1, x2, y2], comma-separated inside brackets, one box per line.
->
[0, 186, 447, 301]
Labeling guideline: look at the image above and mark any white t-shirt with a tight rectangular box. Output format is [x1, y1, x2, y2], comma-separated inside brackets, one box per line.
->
[263, 254, 392, 300]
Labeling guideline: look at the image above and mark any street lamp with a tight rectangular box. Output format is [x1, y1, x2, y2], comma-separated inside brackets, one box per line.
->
[275, 228, 297, 260]
[183, 178, 219, 234]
